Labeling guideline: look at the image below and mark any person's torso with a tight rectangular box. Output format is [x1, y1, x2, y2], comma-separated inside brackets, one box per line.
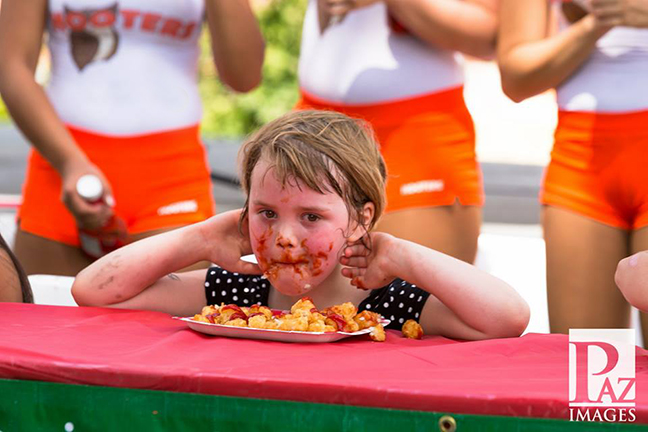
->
[556, 0, 648, 113]
[47, 0, 204, 136]
[298, 0, 463, 105]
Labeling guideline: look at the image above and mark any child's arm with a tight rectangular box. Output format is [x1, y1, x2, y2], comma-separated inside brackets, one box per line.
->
[341, 233, 530, 340]
[615, 252, 648, 312]
[72, 210, 261, 316]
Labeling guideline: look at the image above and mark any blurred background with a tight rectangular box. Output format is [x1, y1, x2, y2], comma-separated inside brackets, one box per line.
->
[0, 0, 568, 335]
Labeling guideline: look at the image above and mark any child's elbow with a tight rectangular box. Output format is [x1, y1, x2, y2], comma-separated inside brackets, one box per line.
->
[508, 300, 531, 337]
[71, 271, 95, 306]
[489, 296, 530, 339]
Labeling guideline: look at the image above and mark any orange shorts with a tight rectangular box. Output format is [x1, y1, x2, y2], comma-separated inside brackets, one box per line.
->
[541, 110, 648, 230]
[296, 87, 483, 213]
[18, 125, 216, 246]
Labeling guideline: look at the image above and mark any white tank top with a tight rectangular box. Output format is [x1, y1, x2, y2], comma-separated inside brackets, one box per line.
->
[298, 0, 463, 105]
[556, 1, 648, 113]
[46, 0, 204, 136]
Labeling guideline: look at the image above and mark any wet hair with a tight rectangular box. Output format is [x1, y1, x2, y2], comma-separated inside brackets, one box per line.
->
[239, 110, 387, 234]
[0, 234, 33, 303]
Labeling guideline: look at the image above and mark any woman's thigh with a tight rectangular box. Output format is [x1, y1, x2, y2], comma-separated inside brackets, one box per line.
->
[376, 202, 481, 263]
[630, 226, 648, 346]
[13, 229, 93, 276]
[543, 206, 630, 334]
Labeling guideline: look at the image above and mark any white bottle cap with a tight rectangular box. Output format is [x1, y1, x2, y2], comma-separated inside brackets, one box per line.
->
[76, 174, 104, 202]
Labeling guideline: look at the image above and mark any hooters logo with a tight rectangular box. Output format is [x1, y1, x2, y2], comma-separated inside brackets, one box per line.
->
[50, 4, 199, 71]
[62, 4, 120, 71]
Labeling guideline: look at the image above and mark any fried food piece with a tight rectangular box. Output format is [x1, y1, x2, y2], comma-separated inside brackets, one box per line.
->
[263, 320, 279, 330]
[307, 321, 327, 332]
[225, 318, 248, 327]
[402, 319, 423, 339]
[219, 305, 245, 323]
[370, 324, 386, 342]
[249, 305, 273, 320]
[278, 316, 309, 331]
[200, 305, 219, 316]
[248, 314, 268, 329]
[193, 314, 211, 323]
[323, 302, 357, 322]
[291, 297, 316, 314]
[354, 310, 381, 330]
[309, 311, 326, 324]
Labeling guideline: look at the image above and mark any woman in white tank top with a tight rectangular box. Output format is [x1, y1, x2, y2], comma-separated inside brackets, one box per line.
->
[0, 1, 264, 276]
[297, 0, 499, 264]
[498, 0, 648, 341]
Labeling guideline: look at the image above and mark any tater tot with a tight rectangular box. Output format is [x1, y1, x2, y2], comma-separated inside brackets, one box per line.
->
[402, 319, 424, 339]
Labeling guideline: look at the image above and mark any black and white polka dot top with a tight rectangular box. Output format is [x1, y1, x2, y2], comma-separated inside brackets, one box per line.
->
[204, 266, 430, 329]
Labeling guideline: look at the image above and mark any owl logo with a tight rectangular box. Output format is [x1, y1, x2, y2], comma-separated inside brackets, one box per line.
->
[63, 4, 120, 71]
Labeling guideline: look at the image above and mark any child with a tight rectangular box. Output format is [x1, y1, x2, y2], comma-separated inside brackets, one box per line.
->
[72, 110, 529, 340]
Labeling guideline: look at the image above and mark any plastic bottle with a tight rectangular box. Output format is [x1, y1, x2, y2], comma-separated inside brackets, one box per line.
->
[76, 174, 127, 259]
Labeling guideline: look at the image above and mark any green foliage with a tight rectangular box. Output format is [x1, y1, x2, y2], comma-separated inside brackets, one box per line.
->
[0, 96, 8, 122]
[200, 0, 307, 137]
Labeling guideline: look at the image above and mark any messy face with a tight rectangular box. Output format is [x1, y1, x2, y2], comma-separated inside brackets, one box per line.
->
[248, 161, 352, 296]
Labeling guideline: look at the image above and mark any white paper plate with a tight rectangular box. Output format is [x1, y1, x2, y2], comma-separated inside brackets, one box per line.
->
[174, 316, 390, 343]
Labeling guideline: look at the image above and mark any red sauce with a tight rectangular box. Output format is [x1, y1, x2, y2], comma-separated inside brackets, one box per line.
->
[311, 250, 328, 276]
[352, 277, 367, 290]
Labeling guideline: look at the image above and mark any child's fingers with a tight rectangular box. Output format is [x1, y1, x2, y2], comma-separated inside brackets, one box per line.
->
[341, 266, 365, 279]
[343, 244, 370, 258]
[339, 255, 368, 268]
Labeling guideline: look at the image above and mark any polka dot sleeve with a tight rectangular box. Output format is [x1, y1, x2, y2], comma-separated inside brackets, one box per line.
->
[358, 279, 430, 329]
[204, 266, 270, 307]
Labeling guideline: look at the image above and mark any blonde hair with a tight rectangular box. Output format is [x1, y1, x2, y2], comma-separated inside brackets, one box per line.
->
[239, 110, 387, 233]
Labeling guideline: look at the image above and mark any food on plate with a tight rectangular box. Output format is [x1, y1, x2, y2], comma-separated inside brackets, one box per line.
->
[192, 297, 386, 340]
[402, 319, 424, 339]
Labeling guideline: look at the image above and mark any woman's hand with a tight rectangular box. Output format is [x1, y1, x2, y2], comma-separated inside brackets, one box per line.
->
[323, 0, 382, 16]
[588, 0, 625, 31]
[318, 0, 382, 31]
[60, 161, 114, 230]
[590, 0, 648, 28]
[199, 209, 262, 275]
[339, 232, 398, 289]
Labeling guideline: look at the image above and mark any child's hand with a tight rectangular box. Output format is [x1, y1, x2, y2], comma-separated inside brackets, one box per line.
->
[200, 210, 262, 275]
[340, 232, 398, 289]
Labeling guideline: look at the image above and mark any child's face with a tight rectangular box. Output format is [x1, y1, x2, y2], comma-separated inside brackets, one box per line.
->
[248, 161, 355, 296]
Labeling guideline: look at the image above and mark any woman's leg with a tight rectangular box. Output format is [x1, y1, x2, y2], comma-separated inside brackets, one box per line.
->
[543, 206, 630, 333]
[376, 202, 481, 263]
[629, 226, 648, 346]
[13, 225, 211, 278]
[13, 229, 93, 276]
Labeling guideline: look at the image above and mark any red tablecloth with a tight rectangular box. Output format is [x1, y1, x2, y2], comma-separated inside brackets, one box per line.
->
[1, 303, 647, 421]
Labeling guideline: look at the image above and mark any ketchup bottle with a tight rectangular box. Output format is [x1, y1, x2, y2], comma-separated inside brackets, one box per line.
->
[76, 174, 128, 259]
